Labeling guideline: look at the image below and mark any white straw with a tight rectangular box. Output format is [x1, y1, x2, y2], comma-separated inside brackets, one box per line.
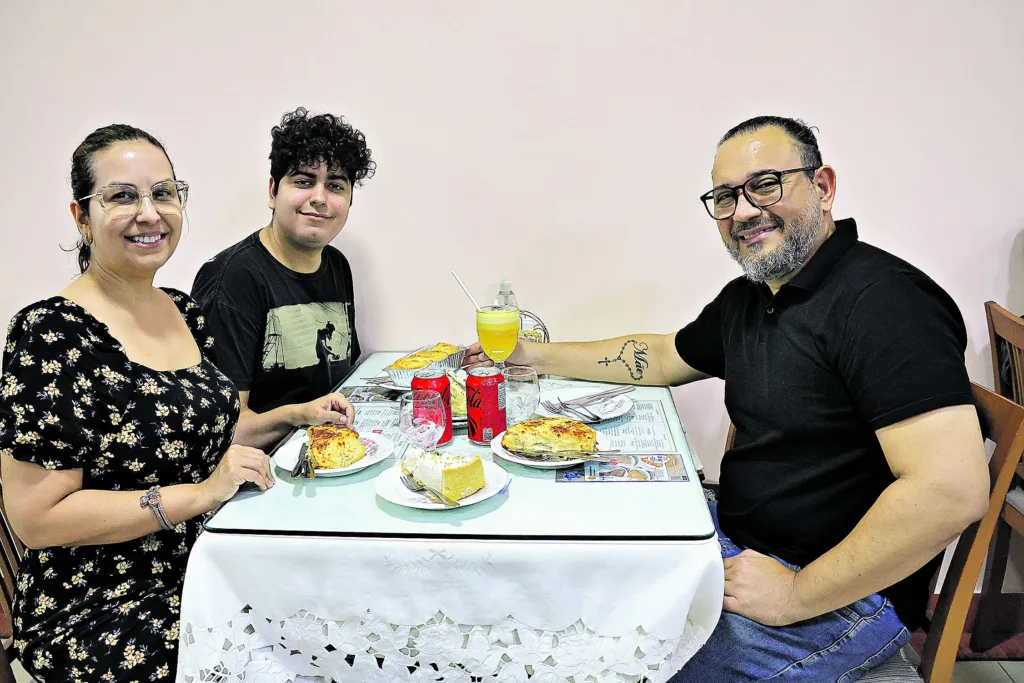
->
[450, 270, 482, 311]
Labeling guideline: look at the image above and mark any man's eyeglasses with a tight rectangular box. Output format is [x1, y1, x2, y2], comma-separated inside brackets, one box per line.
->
[699, 166, 818, 220]
[77, 180, 189, 221]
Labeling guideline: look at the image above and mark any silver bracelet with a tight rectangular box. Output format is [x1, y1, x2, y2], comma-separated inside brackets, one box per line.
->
[140, 485, 174, 531]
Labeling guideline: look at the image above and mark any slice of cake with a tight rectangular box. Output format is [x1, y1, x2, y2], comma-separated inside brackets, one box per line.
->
[402, 448, 486, 501]
[306, 424, 367, 469]
[445, 369, 467, 417]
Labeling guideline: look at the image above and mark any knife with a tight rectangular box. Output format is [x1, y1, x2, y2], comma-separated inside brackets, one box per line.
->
[507, 448, 623, 462]
[563, 386, 635, 407]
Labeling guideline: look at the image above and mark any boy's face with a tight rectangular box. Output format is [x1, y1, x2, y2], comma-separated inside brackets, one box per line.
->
[269, 162, 352, 250]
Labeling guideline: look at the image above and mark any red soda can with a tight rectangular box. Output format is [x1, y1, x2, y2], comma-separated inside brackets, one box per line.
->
[412, 369, 453, 447]
[467, 367, 507, 445]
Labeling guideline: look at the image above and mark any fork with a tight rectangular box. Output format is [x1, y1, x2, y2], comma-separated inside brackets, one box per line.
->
[541, 399, 600, 423]
[540, 399, 593, 422]
[290, 443, 315, 478]
[399, 474, 459, 508]
[557, 398, 602, 421]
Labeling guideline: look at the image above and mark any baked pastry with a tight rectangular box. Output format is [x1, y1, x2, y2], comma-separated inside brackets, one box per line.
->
[387, 343, 463, 371]
[401, 447, 486, 501]
[414, 349, 450, 362]
[432, 342, 461, 355]
[391, 356, 433, 371]
[306, 424, 367, 469]
[501, 417, 598, 453]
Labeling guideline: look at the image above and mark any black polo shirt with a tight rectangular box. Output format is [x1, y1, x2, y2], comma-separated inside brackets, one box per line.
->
[675, 218, 972, 630]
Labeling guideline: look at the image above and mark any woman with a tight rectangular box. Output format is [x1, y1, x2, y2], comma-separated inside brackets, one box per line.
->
[0, 125, 274, 682]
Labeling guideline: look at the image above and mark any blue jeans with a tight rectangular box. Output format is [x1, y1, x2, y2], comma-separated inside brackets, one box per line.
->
[670, 502, 910, 682]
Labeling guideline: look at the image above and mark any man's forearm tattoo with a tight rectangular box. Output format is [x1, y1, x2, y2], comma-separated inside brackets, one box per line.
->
[598, 340, 650, 380]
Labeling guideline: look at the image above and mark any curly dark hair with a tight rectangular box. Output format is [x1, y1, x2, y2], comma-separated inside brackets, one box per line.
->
[269, 108, 375, 197]
[68, 124, 175, 273]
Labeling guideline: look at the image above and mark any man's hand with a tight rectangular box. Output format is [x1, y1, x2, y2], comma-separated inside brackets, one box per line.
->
[461, 341, 534, 371]
[298, 392, 356, 427]
[462, 342, 492, 370]
[723, 549, 804, 626]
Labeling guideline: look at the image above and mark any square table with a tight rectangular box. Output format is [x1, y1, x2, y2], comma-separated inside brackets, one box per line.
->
[176, 352, 723, 683]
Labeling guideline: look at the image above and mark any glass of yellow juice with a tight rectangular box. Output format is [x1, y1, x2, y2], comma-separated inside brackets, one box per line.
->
[476, 305, 521, 370]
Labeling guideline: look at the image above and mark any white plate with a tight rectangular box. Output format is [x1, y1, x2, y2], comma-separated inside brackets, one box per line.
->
[275, 432, 394, 477]
[375, 459, 509, 510]
[364, 374, 411, 391]
[360, 375, 468, 426]
[536, 388, 634, 422]
[491, 430, 612, 469]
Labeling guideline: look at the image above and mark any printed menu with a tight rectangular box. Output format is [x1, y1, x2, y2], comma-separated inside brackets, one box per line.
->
[555, 453, 689, 482]
[595, 400, 678, 452]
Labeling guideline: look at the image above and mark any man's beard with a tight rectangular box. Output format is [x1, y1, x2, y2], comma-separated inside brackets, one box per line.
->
[723, 200, 822, 283]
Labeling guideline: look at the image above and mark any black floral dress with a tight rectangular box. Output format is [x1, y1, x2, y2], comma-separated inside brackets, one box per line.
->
[0, 288, 239, 682]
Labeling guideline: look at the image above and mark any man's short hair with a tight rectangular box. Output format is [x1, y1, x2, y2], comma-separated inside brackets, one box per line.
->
[269, 107, 376, 195]
[719, 116, 823, 175]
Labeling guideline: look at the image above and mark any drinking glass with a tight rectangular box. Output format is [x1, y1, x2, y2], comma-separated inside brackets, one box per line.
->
[476, 305, 521, 371]
[398, 390, 446, 450]
[503, 366, 540, 426]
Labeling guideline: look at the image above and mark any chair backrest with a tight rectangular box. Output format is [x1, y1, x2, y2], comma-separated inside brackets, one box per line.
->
[919, 382, 1024, 682]
[0, 478, 24, 637]
[985, 301, 1024, 403]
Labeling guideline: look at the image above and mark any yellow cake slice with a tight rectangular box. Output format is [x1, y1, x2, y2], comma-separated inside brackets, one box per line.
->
[306, 424, 367, 469]
[445, 369, 467, 417]
[402, 447, 486, 501]
[501, 417, 598, 454]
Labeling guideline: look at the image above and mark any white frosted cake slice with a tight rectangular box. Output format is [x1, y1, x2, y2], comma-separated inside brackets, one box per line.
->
[445, 369, 467, 417]
[401, 448, 486, 501]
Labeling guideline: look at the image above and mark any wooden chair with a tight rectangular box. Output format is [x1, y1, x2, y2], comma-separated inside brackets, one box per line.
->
[0, 479, 24, 683]
[971, 301, 1024, 651]
[912, 382, 1024, 681]
[719, 381, 1024, 682]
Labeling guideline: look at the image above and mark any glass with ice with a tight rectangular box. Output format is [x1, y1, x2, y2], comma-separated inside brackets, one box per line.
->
[399, 390, 447, 449]
[503, 366, 540, 425]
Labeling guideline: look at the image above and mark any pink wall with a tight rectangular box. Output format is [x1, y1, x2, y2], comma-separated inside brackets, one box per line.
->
[2, 0, 1023, 582]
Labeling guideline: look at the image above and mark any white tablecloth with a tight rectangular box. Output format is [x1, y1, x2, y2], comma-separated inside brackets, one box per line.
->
[176, 353, 723, 682]
[178, 535, 721, 682]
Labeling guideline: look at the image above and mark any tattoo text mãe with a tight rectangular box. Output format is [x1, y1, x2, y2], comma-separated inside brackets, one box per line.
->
[598, 340, 650, 380]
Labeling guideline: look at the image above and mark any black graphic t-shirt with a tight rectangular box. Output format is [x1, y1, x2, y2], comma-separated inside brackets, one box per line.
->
[191, 231, 360, 413]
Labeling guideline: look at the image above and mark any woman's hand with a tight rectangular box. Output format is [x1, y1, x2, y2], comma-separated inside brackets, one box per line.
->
[201, 444, 274, 504]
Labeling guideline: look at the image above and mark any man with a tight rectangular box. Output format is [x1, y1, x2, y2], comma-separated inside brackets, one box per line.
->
[193, 107, 375, 449]
[465, 116, 989, 680]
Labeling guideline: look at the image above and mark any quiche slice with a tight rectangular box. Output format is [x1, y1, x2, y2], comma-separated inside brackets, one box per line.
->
[306, 424, 367, 469]
[501, 417, 598, 454]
